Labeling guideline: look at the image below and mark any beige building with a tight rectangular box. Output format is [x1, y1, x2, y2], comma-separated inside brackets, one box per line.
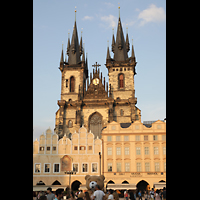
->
[33, 126, 102, 191]
[102, 120, 166, 191]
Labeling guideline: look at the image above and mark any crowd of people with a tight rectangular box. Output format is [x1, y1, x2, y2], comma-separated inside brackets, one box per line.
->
[124, 187, 166, 200]
[33, 186, 166, 200]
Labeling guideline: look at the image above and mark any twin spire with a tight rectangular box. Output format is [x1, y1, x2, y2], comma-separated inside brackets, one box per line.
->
[61, 7, 135, 66]
[107, 7, 135, 62]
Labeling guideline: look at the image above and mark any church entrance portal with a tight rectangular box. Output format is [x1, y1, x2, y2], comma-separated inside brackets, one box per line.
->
[89, 112, 102, 139]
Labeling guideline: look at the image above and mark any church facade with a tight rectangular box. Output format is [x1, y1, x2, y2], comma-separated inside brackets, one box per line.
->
[33, 9, 166, 193]
[54, 12, 141, 140]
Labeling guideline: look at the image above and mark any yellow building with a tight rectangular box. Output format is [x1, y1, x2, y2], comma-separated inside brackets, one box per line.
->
[33, 126, 102, 191]
[101, 120, 166, 191]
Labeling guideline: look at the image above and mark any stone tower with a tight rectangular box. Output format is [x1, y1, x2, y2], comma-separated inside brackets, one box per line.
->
[55, 12, 88, 139]
[55, 9, 141, 140]
[105, 11, 141, 123]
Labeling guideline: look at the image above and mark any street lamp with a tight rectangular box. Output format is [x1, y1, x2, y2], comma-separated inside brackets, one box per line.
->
[64, 170, 76, 192]
[99, 152, 101, 175]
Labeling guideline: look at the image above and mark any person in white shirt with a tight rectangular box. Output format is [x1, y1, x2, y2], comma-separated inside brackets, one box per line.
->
[93, 185, 105, 200]
[108, 189, 114, 200]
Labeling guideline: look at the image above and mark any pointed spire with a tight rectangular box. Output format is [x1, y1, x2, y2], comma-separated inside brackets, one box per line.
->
[131, 39, 135, 58]
[112, 31, 115, 53]
[81, 45, 85, 62]
[68, 19, 80, 64]
[79, 34, 83, 56]
[67, 33, 70, 55]
[106, 46, 111, 60]
[126, 32, 130, 52]
[112, 14, 128, 61]
[60, 43, 64, 63]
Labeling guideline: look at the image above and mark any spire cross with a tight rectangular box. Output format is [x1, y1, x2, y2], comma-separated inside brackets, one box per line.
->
[92, 62, 101, 72]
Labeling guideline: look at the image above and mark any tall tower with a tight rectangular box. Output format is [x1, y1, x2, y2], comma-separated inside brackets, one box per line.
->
[55, 10, 88, 139]
[106, 7, 141, 123]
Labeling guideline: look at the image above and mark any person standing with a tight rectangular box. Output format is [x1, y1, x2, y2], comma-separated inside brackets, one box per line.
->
[144, 191, 148, 200]
[161, 187, 166, 200]
[108, 189, 114, 200]
[154, 190, 161, 200]
[54, 188, 64, 200]
[150, 188, 154, 200]
[138, 190, 142, 200]
[47, 187, 55, 200]
[93, 185, 105, 200]
[124, 190, 128, 200]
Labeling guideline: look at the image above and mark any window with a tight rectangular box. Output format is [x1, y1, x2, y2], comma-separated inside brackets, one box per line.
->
[54, 164, 60, 172]
[89, 146, 92, 150]
[74, 146, 78, 150]
[153, 135, 158, 141]
[116, 147, 121, 155]
[136, 147, 141, 155]
[53, 146, 56, 151]
[92, 163, 98, 172]
[125, 147, 129, 155]
[117, 163, 121, 172]
[73, 164, 78, 172]
[144, 147, 149, 155]
[35, 164, 40, 173]
[47, 147, 50, 151]
[108, 163, 112, 172]
[107, 147, 112, 155]
[136, 135, 140, 141]
[155, 162, 160, 172]
[136, 163, 141, 172]
[164, 162, 166, 172]
[125, 163, 130, 172]
[124, 136, 129, 141]
[162, 135, 166, 141]
[40, 146, 44, 151]
[89, 112, 102, 139]
[107, 136, 112, 141]
[44, 164, 50, 173]
[145, 162, 150, 172]
[82, 163, 88, 172]
[70, 76, 75, 92]
[119, 74, 124, 89]
[68, 120, 73, 128]
[116, 136, 121, 141]
[163, 146, 166, 155]
[154, 147, 159, 155]
[66, 79, 68, 87]
[120, 109, 124, 116]
[144, 135, 148, 141]
[80, 146, 86, 150]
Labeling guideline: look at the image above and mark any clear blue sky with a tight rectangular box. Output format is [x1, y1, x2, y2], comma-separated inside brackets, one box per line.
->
[33, 0, 166, 141]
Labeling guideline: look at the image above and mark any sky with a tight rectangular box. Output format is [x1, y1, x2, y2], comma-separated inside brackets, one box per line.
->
[33, 0, 166, 141]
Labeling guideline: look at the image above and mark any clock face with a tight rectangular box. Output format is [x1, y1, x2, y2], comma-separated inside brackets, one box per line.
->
[93, 78, 99, 85]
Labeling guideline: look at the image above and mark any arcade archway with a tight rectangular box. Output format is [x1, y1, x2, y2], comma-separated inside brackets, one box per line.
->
[71, 180, 81, 191]
[136, 180, 149, 192]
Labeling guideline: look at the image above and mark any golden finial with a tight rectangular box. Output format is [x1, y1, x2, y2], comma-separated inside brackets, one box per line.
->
[118, 3, 120, 17]
[75, 6, 77, 21]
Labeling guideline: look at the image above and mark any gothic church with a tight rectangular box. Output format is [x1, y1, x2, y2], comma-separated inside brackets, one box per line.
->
[54, 10, 141, 139]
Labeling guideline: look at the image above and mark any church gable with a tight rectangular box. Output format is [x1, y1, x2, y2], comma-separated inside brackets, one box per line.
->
[84, 62, 108, 100]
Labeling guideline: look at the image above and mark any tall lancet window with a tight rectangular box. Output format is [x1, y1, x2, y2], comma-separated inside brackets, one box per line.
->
[119, 73, 124, 89]
[70, 76, 75, 92]
[89, 112, 102, 139]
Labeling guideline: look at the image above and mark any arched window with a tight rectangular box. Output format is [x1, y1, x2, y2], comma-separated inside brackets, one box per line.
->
[119, 74, 124, 89]
[70, 76, 75, 92]
[68, 120, 73, 128]
[89, 112, 102, 139]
